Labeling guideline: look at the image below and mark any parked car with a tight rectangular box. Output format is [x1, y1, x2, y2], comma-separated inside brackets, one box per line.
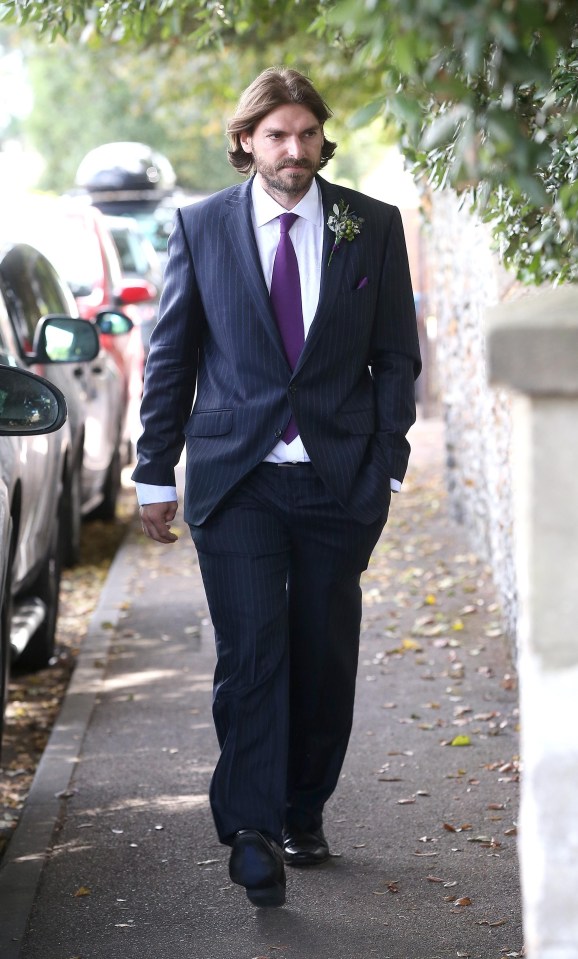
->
[103, 214, 163, 358]
[94, 191, 205, 270]
[0, 242, 132, 563]
[0, 320, 99, 751]
[20, 198, 154, 455]
[72, 141, 207, 265]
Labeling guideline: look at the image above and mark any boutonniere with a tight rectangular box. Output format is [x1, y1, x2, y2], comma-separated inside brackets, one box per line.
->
[327, 201, 364, 265]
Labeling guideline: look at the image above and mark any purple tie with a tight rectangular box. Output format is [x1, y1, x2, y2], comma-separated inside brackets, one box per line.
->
[270, 212, 304, 444]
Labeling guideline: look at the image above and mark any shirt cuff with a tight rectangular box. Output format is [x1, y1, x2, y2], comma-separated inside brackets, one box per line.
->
[390, 478, 401, 493]
[135, 482, 178, 505]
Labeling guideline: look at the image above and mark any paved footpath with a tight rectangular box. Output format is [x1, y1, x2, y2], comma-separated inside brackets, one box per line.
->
[0, 417, 523, 959]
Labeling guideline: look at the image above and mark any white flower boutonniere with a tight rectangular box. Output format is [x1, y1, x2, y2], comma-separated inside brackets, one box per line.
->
[327, 200, 364, 265]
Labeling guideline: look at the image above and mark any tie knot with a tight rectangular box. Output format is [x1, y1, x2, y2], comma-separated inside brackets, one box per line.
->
[279, 212, 298, 234]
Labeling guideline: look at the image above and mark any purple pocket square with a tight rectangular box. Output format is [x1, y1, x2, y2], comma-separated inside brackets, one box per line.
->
[355, 276, 369, 290]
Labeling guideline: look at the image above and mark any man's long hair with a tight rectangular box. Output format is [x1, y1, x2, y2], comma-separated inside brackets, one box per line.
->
[226, 67, 337, 175]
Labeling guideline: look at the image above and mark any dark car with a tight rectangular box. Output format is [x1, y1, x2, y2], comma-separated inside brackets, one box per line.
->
[0, 321, 99, 750]
[72, 141, 205, 269]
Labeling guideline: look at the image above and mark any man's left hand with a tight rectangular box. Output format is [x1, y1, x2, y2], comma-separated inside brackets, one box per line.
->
[140, 501, 179, 544]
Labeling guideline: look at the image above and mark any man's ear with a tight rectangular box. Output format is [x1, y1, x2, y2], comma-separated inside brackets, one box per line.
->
[239, 132, 252, 154]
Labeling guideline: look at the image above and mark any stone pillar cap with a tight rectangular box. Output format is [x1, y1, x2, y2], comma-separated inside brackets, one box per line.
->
[487, 286, 578, 395]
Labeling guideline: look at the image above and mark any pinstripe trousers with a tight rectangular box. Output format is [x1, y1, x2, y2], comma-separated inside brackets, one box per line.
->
[189, 461, 389, 846]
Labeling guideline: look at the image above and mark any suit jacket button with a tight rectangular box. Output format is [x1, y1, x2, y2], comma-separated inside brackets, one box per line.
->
[274, 429, 282, 438]
[289, 385, 297, 394]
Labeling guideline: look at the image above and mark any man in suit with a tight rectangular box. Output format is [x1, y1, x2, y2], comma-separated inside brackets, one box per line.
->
[133, 67, 421, 908]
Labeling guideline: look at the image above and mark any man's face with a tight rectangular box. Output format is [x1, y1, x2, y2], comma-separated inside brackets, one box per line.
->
[240, 103, 324, 208]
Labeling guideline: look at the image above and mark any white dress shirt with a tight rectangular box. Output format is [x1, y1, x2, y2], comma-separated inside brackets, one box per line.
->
[253, 177, 322, 463]
[136, 177, 399, 505]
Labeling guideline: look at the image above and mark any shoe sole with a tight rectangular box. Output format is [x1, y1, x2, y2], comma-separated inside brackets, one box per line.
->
[283, 851, 330, 867]
[229, 831, 286, 908]
[246, 883, 286, 908]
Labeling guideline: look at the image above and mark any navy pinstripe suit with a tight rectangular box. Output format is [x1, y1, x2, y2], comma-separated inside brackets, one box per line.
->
[133, 173, 421, 844]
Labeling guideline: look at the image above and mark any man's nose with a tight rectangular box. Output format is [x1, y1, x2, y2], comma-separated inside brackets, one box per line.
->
[286, 136, 304, 158]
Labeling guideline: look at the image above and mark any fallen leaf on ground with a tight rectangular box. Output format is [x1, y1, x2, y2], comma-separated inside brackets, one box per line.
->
[448, 735, 472, 747]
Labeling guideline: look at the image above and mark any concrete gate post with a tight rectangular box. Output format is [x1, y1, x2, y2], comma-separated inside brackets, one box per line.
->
[487, 287, 578, 959]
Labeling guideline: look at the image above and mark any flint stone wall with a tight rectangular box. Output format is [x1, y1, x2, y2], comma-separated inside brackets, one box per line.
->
[425, 189, 518, 639]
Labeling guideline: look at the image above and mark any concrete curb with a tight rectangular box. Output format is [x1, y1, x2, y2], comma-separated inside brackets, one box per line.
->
[0, 518, 141, 957]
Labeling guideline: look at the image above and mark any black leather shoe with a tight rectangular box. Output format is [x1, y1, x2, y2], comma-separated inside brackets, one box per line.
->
[229, 830, 286, 907]
[282, 828, 330, 867]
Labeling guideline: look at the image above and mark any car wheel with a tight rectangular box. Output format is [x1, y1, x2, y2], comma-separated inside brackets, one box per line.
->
[61, 458, 82, 567]
[16, 511, 62, 672]
[91, 442, 121, 522]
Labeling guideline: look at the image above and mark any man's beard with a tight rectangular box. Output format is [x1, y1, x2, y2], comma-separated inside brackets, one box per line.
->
[254, 157, 318, 197]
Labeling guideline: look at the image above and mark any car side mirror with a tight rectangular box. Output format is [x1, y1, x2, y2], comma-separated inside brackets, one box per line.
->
[0, 366, 67, 435]
[32, 315, 100, 364]
[94, 310, 134, 336]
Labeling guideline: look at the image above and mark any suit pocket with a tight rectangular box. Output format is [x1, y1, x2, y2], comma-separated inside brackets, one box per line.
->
[185, 409, 233, 437]
[337, 408, 375, 434]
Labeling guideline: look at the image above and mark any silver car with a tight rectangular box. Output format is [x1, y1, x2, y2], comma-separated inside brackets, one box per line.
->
[0, 319, 99, 750]
[0, 242, 133, 564]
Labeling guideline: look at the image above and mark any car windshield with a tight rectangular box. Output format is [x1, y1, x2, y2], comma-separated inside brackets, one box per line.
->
[125, 210, 172, 255]
[34, 217, 102, 292]
[109, 227, 150, 276]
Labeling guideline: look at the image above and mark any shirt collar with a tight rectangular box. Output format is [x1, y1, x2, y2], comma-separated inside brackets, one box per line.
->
[251, 176, 322, 228]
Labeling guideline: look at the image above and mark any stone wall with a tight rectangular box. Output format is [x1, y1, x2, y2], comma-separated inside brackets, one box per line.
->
[424, 189, 518, 639]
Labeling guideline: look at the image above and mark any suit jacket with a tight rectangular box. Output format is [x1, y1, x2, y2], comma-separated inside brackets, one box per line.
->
[132, 174, 421, 526]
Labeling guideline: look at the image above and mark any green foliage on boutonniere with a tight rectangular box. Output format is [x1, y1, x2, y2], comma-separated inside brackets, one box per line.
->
[327, 200, 364, 265]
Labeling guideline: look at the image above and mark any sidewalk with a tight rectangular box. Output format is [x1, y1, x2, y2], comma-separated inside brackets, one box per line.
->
[0, 418, 523, 959]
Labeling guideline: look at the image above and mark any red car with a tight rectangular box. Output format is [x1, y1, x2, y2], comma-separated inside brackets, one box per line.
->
[20, 198, 156, 457]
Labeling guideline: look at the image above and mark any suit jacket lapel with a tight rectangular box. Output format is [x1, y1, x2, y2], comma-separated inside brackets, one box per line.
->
[222, 178, 286, 355]
[294, 176, 348, 370]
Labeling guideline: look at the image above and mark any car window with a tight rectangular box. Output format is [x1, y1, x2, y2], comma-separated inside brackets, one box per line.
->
[110, 228, 148, 275]
[38, 215, 103, 293]
[0, 293, 14, 355]
[0, 246, 75, 348]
